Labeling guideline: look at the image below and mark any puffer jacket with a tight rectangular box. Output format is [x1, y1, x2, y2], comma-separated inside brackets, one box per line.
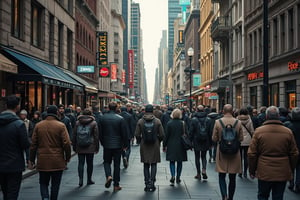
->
[0, 111, 30, 172]
[73, 115, 99, 154]
[237, 114, 254, 146]
[98, 111, 128, 149]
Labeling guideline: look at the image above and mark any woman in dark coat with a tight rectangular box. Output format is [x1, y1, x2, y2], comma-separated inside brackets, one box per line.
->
[73, 109, 99, 187]
[163, 109, 188, 185]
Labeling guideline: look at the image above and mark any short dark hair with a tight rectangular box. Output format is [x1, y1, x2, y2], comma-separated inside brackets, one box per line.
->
[108, 102, 118, 111]
[239, 107, 249, 115]
[58, 104, 65, 109]
[82, 108, 92, 115]
[5, 95, 20, 110]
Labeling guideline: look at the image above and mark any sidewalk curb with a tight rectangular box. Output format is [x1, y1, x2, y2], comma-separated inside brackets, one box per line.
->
[22, 152, 77, 179]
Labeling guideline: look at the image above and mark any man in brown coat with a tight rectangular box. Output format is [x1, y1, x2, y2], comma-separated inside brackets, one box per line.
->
[248, 106, 299, 200]
[29, 105, 71, 200]
[135, 104, 164, 192]
[212, 104, 243, 200]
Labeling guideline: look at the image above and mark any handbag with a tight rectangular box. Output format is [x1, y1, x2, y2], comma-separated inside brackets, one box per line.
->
[180, 121, 192, 150]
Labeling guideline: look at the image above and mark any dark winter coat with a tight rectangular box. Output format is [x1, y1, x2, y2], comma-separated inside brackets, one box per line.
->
[119, 110, 135, 139]
[190, 112, 212, 151]
[284, 119, 300, 160]
[135, 113, 164, 163]
[65, 112, 76, 128]
[30, 115, 71, 171]
[73, 115, 99, 154]
[163, 119, 187, 162]
[0, 111, 30, 172]
[98, 111, 128, 149]
[61, 114, 73, 140]
[161, 110, 172, 132]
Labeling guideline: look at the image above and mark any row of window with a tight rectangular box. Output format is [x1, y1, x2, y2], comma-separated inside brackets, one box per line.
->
[75, 22, 95, 53]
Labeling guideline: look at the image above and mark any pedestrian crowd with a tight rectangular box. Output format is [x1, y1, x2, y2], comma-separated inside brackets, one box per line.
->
[0, 94, 299, 200]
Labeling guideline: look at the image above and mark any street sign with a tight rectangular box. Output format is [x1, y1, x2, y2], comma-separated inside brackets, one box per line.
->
[99, 67, 109, 77]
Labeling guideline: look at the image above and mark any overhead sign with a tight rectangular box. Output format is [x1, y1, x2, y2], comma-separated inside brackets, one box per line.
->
[128, 50, 134, 88]
[111, 63, 117, 82]
[248, 72, 264, 81]
[77, 65, 95, 73]
[99, 67, 109, 77]
[97, 31, 108, 66]
[122, 70, 126, 85]
[193, 73, 201, 87]
[288, 61, 299, 71]
[179, 0, 191, 6]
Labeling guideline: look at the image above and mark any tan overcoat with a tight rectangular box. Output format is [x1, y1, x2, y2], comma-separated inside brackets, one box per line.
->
[212, 113, 243, 174]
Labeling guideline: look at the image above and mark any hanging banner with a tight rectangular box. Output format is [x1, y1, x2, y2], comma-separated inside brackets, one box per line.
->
[193, 73, 201, 87]
[97, 31, 108, 66]
[111, 63, 117, 82]
[122, 70, 126, 85]
[128, 49, 134, 88]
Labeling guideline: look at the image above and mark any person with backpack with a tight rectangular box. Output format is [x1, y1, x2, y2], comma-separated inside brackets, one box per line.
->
[212, 104, 243, 200]
[135, 104, 164, 192]
[284, 107, 300, 193]
[98, 102, 128, 192]
[72, 108, 99, 187]
[163, 109, 188, 186]
[248, 106, 299, 200]
[236, 107, 254, 178]
[190, 105, 212, 180]
[208, 108, 221, 163]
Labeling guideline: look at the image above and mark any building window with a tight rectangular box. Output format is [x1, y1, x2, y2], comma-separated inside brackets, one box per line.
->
[58, 22, 64, 66]
[288, 8, 294, 50]
[11, 0, 24, 39]
[280, 14, 286, 53]
[49, 14, 54, 63]
[273, 17, 278, 56]
[67, 0, 73, 15]
[235, 85, 242, 109]
[249, 34, 253, 65]
[285, 80, 296, 109]
[31, 1, 44, 48]
[258, 28, 262, 61]
[250, 86, 257, 108]
[269, 83, 279, 106]
[67, 29, 73, 70]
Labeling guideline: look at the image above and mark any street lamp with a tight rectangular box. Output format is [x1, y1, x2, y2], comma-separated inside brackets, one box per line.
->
[187, 47, 194, 113]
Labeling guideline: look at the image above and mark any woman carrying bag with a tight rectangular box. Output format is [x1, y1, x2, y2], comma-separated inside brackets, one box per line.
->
[163, 109, 188, 186]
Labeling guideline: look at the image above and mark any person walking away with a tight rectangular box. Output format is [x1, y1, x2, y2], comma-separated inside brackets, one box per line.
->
[65, 108, 76, 129]
[257, 106, 267, 127]
[163, 109, 187, 186]
[248, 106, 299, 200]
[119, 106, 135, 168]
[92, 106, 102, 124]
[58, 104, 73, 141]
[29, 105, 71, 200]
[153, 105, 163, 119]
[0, 95, 30, 200]
[73, 109, 99, 187]
[212, 104, 243, 200]
[161, 107, 173, 133]
[237, 107, 254, 178]
[190, 105, 212, 180]
[208, 108, 221, 162]
[284, 107, 300, 193]
[135, 104, 164, 192]
[98, 102, 128, 192]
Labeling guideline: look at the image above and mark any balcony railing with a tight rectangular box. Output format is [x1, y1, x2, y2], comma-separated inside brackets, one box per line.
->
[211, 16, 231, 42]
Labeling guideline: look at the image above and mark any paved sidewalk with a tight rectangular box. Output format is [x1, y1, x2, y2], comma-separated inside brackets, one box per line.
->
[18, 145, 299, 200]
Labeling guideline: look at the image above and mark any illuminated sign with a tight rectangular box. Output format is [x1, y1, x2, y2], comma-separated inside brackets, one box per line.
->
[179, 0, 191, 6]
[248, 72, 264, 81]
[97, 31, 108, 65]
[122, 70, 126, 85]
[111, 63, 117, 82]
[99, 67, 109, 77]
[288, 61, 299, 71]
[128, 50, 134, 88]
[77, 66, 95, 73]
[178, 30, 184, 44]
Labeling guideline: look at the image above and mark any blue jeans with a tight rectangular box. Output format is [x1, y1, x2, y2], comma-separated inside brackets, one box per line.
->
[122, 140, 131, 160]
[219, 173, 236, 200]
[169, 161, 183, 177]
[39, 171, 63, 200]
[257, 180, 286, 200]
[0, 172, 22, 200]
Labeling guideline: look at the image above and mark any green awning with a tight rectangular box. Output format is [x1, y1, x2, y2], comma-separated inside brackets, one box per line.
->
[63, 70, 98, 93]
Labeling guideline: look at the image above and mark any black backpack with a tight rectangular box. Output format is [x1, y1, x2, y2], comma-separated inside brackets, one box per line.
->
[219, 119, 240, 154]
[76, 124, 93, 147]
[142, 119, 157, 144]
[196, 118, 208, 141]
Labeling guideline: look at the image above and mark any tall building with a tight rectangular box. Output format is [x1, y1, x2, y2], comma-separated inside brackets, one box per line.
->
[168, 0, 182, 69]
[153, 68, 160, 104]
[122, 0, 131, 92]
[130, 2, 142, 101]
[157, 30, 168, 104]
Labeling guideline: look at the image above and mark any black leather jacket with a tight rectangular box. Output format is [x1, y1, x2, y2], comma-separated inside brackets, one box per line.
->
[98, 111, 128, 149]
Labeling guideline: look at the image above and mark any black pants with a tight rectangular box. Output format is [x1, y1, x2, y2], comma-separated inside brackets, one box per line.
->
[143, 163, 157, 185]
[39, 170, 63, 200]
[194, 150, 207, 174]
[103, 148, 122, 186]
[78, 153, 94, 181]
[0, 172, 22, 200]
[258, 180, 286, 200]
[219, 173, 236, 200]
[122, 140, 131, 160]
[240, 146, 249, 174]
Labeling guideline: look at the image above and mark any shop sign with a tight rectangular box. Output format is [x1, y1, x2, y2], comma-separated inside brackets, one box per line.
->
[288, 61, 299, 71]
[1, 89, 6, 97]
[248, 72, 264, 81]
[111, 63, 117, 82]
[77, 65, 95, 73]
[193, 73, 201, 87]
[128, 50, 134, 88]
[97, 31, 108, 65]
[121, 70, 126, 85]
[99, 67, 109, 77]
[178, 30, 184, 45]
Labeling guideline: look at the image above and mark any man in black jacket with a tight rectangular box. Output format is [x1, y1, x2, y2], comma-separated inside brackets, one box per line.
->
[0, 95, 30, 199]
[58, 104, 73, 140]
[119, 106, 134, 168]
[98, 102, 128, 192]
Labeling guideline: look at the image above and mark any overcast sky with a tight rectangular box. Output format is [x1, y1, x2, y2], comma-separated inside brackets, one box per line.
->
[134, 0, 168, 103]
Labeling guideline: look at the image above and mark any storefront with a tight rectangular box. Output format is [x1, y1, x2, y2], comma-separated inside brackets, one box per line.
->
[1, 47, 83, 115]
